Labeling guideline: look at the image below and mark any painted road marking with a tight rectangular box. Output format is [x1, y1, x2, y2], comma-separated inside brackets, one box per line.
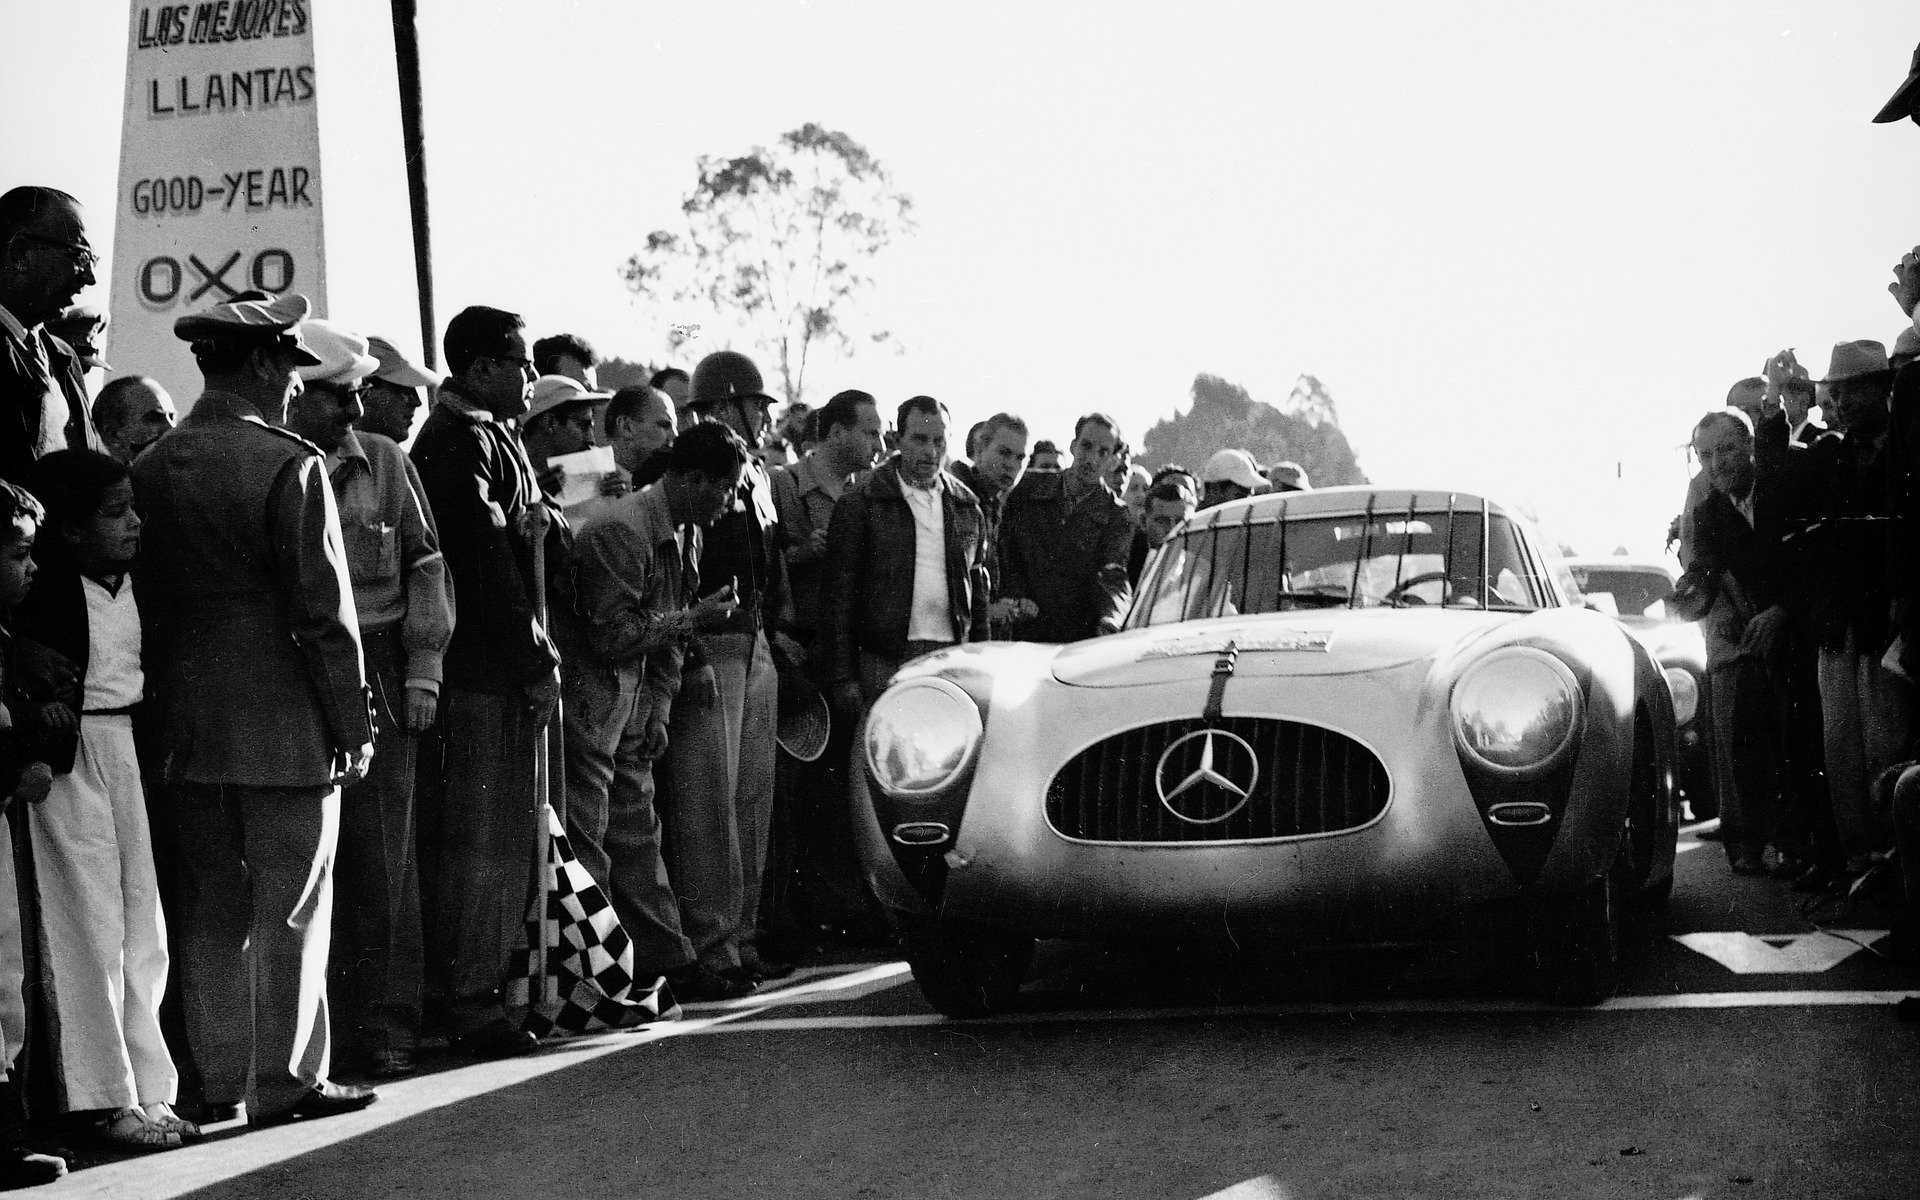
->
[680, 961, 914, 1012]
[1672, 930, 1888, 974]
[1198, 1176, 1291, 1200]
[683, 987, 1920, 1035]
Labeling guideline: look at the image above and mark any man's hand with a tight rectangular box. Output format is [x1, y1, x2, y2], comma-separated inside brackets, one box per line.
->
[404, 685, 439, 734]
[988, 597, 1038, 624]
[336, 742, 375, 786]
[1892, 246, 1920, 318]
[830, 681, 864, 716]
[688, 585, 739, 633]
[1738, 605, 1789, 662]
[770, 631, 807, 673]
[516, 502, 552, 546]
[535, 464, 566, 500]
[1762, 349, 1805, 404]
[639, 715, 670, 760]
[598, 470, 632, 499]
[12, 762, 52, 809]
[809, 526, 831, 557]
[525, 666, 561, 727]
[34, 702, 76, 737]
[680, 664, 718, 708]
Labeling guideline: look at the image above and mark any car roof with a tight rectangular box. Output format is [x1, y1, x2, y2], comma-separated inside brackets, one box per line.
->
[1184, 486, 1520, 530]
[1563, 557, 1678, 579]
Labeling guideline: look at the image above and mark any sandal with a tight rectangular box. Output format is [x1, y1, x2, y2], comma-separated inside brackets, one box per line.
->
[95, 1107, 184, 1151]
[141, 1102, 203, 1143]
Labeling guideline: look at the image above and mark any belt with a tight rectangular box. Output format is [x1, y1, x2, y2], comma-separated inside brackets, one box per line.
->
[82, 705, 137, 717]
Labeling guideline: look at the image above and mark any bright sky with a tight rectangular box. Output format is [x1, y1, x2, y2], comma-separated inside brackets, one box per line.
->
[7, 1, 1920, 557]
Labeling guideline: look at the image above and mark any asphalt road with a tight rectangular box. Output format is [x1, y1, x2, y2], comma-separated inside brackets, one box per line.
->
[49, 821, 1920, 1200]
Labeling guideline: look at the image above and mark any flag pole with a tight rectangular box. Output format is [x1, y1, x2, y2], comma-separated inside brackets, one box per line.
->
[390, 0, 436, 368]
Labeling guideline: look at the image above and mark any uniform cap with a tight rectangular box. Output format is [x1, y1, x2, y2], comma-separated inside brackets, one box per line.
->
[365, 335, 439, 389]
[46, 305, 109, 371]
[172, 293, 322, 365]
[297, 319, 381, 386]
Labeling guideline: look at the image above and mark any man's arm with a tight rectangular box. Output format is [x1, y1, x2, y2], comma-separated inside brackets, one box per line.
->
[770, 466, 825, 570]
[269, 453, 374, 769]
[393, 449, 453, 729]
[575, 519, 686, 666]
[1087, 503, 1135, 636]
[818, 487, 870, 691]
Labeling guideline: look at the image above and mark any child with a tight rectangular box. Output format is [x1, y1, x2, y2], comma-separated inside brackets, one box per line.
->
[0, 478, 67, 1186]
[18, 450, 195, 1150]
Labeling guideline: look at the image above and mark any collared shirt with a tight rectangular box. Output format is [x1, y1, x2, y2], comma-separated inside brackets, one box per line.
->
[772, 449, 854, 634]
[902, 471, 951, 642]
[326, 428, 454, 693]
[81, 574, 142, 711]
[573, 481, 699, 706]
[0, 300, 67, 459]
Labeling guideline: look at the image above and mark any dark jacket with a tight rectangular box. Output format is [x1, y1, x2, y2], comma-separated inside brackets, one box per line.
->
[1768, 411, 1895, 654]
[0, 317, 93, 485]
[10, 542, 149, 775]
[996, 471, 1134, 642]
[947, 460, 1009, 599]
[409, 384, 560, 695]
[1687, 486, 1785, 622]
[694, 457, 791, 638]
[130, 389, 373, 787]
[819, 460, 991, 685]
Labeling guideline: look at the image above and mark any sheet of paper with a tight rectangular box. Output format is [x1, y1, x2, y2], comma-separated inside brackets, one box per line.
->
[550, 445, 618, 509]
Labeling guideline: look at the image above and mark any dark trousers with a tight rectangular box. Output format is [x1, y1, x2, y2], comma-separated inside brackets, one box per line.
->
[766, 708, 872, 934]
[562, 660, 694, 977]
[330, 628, 424, 1054]
[1770, 632, 1841, 869]
[173, 782, 338, 1116]
[1709, 656, 1782, 859]
[1892, 766, 1920, 941]
[428, 688, 540, 1036]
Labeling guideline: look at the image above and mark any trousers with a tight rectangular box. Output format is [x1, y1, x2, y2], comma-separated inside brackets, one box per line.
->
[31, 715, 175, 1111]
[330, 628, 424, 1054]
[1816, 634, 1916, 863]
[658, 661, 743, 972]
[172, 781, 338, 1116]
[562, 658, 694, 977]
[428, 687, 540, 1036]
[708, 632, 778, 942]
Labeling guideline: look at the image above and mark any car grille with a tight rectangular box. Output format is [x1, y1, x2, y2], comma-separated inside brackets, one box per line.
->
[1044, 717, 1391, 844]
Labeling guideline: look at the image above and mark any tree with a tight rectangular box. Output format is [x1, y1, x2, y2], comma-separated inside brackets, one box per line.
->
[593, 356, 657, 392]
[1137, 373, 1368, 487]
[619, 123, 914, 406]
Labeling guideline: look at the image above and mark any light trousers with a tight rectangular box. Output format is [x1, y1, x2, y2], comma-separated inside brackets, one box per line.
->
[1817, 633, 1916, 863]
[31, 715, 175, 1111]
[708, 632, 778, 941]
[658, 663, 743, 972]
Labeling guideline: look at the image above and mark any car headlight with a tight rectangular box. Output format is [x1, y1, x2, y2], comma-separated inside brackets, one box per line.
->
[1663, 667, 1699, 726]
[864, 677, 984, 796]
[1451, 647, 1584, 775]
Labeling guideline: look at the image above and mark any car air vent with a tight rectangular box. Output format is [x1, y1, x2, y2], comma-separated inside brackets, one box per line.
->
[1044, 717, 1390, 844]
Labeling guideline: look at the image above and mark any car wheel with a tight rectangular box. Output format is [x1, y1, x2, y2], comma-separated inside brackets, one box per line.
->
[1525, 850, 1625, 1006]
[904, 923, 1036, 1019]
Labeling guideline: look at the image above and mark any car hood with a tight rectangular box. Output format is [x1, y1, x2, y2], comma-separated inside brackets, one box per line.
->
[1617, 616, 1705, 670]
[1051, 609, 1518, 688]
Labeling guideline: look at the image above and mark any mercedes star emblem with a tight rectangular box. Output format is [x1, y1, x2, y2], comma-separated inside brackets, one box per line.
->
[1155, 728, 1261, 824]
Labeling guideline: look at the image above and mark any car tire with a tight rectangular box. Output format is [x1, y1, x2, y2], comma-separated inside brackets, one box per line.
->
[1525, 853, 1624, 1006]
[904, 924, 1035, 1019]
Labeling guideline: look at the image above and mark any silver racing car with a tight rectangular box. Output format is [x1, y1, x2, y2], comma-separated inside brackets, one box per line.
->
[853, 487, 1680, 1015]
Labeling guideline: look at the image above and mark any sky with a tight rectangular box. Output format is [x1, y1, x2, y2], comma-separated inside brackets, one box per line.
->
[7, 0, 1920, 557]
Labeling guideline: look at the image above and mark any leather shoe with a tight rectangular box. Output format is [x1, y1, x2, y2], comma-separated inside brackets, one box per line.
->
[175, 1099, 241, 1125]
[1792, 863, 1844, 893]
[736, 952, 795, 982]
[453, 1019, 538, 1061]
[1728, 853, 1768, 876]
[252, 1082, 377, 1127]
[667, 964, 756, 1002]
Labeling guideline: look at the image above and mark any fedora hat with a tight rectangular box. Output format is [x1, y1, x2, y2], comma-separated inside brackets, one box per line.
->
[1893, 326, 1920, 369]
[1819, 340, 1892, 383]
[525, 374, 610, 423]
[1875, 43, 1920, 124]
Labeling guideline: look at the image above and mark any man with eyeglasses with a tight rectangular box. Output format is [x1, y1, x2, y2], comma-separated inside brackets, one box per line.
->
[284, 319, 451, 1079]
[0, 186, 102, 481]
[409, 305, 559, 1060]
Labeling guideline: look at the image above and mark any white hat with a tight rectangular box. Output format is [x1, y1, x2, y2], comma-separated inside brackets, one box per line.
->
[297, 319, 380, 386]
[1202, 448, 1264, 490]
[366, 335, 439, 389]
[526, 374, 611, 422]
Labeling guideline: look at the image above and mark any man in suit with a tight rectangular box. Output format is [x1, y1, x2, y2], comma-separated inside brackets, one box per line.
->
[0, 186, 99, 480]
[129, 293, 377, 1125]
[997, 413, 1134, 643]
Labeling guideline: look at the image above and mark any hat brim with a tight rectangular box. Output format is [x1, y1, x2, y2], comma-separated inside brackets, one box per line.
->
[775, 673, 831, 762]
[375, 362, 439, 389]
[692, 392, 778, 409]
[1874, 72, 1920, 122]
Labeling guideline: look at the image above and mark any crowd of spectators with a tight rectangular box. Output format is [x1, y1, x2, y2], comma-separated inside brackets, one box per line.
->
[0, 182, 1316, 1184]
[1671, 246, 1920, 1005]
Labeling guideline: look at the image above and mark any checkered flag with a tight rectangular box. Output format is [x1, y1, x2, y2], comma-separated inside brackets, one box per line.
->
[506, 805, 682, 1035]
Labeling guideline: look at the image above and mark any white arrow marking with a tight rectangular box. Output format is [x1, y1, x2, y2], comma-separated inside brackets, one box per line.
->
[1197, 1176, 1291, 1200]
[1672, 930, 1887, 974]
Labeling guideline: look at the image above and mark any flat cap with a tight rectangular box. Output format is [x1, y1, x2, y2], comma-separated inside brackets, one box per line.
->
[366, 335, 439, 389]
[173, 293, 322, 365]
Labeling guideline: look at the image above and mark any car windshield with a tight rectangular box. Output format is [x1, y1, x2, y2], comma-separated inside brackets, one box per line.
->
[1568, 565, 1676, 620]
[1128, 504, 1551, 629]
